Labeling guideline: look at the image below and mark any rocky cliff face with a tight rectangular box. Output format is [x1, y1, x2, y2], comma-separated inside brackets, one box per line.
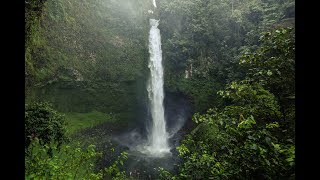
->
[26, 0, 153, 119]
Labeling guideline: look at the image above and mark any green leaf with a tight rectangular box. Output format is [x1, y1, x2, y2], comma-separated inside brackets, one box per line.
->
[251, 143, 257, 150]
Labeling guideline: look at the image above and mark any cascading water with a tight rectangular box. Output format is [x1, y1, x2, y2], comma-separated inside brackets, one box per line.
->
[110, 2, 191, 175]
[152, 0, 157, 8]
[145, 18, 170, 155]
[102, 0, 191, 177]
[113, 0, 173, 158]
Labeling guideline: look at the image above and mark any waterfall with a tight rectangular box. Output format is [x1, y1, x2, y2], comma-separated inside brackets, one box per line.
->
[152, 0, 157, 8]
[145, 18, 170, 155]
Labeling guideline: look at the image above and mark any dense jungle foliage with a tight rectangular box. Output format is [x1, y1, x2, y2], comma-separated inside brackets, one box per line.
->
[159, 0, 294, 112]
[25, 0, 295, 179]
[160, 27, 295, 179]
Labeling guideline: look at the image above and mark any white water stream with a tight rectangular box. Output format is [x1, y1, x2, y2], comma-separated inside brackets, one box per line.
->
[152, 0, 157, 8]
[145, 19, 170, 155]
[143, 0, 170, 156]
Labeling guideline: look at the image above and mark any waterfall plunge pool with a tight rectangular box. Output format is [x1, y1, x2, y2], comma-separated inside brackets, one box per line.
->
[86, 92, 194, 179]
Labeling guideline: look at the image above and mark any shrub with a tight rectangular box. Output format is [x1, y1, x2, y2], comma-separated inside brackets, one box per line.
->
[25, 139, 103, 179]
[25, 102, 67, 148]
[25, 139, 128, 179]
